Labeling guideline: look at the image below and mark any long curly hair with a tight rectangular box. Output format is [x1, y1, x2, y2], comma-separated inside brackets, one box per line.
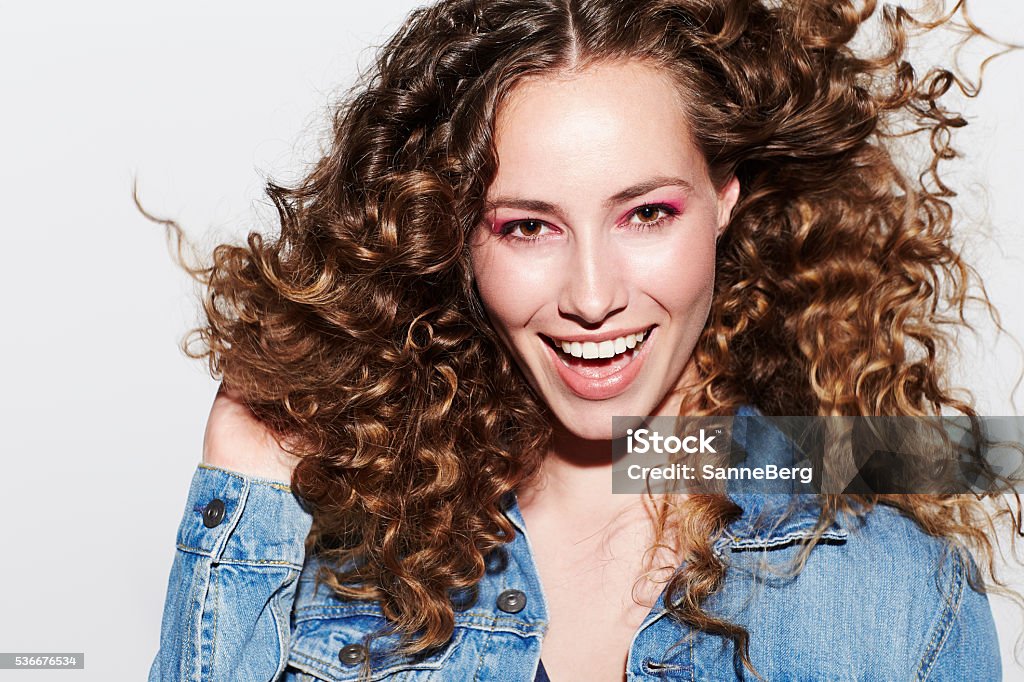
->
[140, 0, 1024, 679]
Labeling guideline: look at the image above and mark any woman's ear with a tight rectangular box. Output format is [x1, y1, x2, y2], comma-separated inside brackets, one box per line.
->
[716, 176, 741, 238]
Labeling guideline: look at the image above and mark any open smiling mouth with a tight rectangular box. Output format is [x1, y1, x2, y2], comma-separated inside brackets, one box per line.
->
[542, 326, 654, 380]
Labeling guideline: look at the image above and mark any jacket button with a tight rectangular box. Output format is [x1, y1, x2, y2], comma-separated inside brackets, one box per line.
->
[202, 498, 226, 528]
[496, 589, 527, 613]
[339, 643, 367, 665]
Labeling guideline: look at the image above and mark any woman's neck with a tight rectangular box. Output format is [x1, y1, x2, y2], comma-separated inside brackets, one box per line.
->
[514, 424, 683, 586]
[516, 425, 648, 527]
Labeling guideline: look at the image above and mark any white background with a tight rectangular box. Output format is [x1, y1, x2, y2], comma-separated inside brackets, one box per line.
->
[1, 1, 1022, 679]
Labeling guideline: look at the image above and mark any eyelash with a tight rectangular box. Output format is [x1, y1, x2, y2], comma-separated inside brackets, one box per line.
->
[496, 203, 681, 242]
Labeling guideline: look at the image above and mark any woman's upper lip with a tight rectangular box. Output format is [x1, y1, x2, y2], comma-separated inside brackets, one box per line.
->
[541, 325, 654, 343]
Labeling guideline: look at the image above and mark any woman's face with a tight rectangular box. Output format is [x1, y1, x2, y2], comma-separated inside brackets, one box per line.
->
[470, 59, 739, 440]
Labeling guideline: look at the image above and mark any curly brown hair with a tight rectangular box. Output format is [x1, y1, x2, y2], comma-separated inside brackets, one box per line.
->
[139, 0, 1024, 679]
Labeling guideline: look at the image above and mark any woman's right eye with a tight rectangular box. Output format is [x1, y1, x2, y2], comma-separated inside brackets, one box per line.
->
[499, 219, 553, 240]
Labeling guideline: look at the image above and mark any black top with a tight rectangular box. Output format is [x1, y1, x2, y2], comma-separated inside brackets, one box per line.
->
[534, 658, 551, 682]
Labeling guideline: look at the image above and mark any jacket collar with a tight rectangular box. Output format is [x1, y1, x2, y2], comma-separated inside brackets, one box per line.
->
[723, 404, 848, 548]
[494, 404, 848, 630]
[293, 404, 848, 636]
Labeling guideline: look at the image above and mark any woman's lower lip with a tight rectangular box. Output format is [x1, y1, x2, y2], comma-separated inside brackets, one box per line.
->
[543, 329, 654, 400]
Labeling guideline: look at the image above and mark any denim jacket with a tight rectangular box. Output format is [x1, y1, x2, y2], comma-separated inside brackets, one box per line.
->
[149, 406, 1002, 681]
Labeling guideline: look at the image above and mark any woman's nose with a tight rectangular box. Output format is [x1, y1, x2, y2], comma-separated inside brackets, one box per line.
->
[557, 233, 627, 325]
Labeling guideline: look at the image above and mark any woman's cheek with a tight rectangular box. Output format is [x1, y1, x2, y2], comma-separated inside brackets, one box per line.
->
[635, 236, 717, 311]
[472, 245, 554, 332]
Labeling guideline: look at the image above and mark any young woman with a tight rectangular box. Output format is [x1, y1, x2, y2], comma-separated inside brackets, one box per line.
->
[147, 0, 1022, 680]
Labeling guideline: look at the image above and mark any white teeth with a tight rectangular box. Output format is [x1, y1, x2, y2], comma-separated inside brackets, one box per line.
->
[550, 329, 650, 359]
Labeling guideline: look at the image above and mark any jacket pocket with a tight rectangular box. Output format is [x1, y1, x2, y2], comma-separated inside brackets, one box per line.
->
[288, 610, 464, 681]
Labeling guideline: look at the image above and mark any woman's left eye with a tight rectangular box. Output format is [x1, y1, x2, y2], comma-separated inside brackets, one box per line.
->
[625, 204, 678, 229]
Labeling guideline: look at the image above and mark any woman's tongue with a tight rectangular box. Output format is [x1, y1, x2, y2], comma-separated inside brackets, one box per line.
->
[559, 350, 634, 379]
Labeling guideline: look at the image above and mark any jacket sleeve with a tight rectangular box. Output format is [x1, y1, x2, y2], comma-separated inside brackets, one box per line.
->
[917, 548, 1002, 681]
[149, 463, 314, 682]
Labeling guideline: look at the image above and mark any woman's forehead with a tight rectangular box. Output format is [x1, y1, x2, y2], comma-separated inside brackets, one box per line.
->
[489, 60, 707, 203]
[495, 59, 688, 132]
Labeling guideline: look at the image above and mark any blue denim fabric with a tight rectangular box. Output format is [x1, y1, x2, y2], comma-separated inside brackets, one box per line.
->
[150, 406, 1001, 681]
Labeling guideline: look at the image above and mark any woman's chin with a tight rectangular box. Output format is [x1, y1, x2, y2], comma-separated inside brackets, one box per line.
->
[551, 406, 649, 442]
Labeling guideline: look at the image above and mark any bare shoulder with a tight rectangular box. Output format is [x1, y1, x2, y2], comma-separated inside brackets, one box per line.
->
[202, 383, 301, 482]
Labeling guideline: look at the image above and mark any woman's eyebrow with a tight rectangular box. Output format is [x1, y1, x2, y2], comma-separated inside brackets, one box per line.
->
[606, 176, 694, 205]
[484, 176, 694, 215]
